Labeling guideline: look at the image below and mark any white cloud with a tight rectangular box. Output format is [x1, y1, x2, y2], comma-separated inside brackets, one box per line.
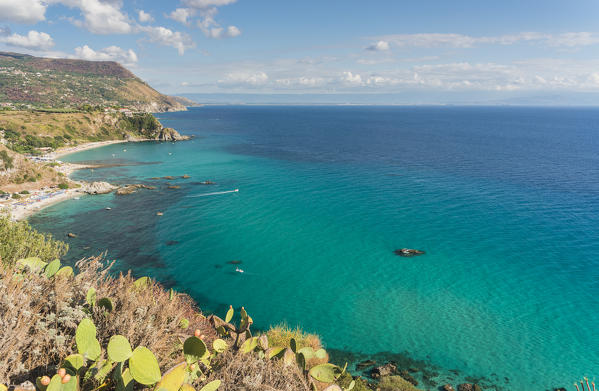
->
[0, 30, 54, 50]
[341, 71, 363, 86]
[0, 0, 47, 24]
[366, 40, 390, 51]
[138, 10, 154, 23]
[73, 44, 138, 66]
[183, 0, 237, 8]
[219, 71, 268, 87]
[55, 0, 133, 34]
[167, 8, 194, 25]
[140, 26, 194, 55]
[226, 25, 241, 37]
[374, 32, 599, 49]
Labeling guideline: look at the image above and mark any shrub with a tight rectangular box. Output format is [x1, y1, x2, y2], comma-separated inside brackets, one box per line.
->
[11, 193, 20, 199]
[267, 324, 323, 352]
[58, 183, 69, 189]
[0, 216, 68, 265]
[19, 190, 29, 195]
[0, 150, 13, 170]
[0, 257, 213, 384]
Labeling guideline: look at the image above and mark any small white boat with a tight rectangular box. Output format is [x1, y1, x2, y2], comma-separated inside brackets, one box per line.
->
[235, 267, 244, 273]
[105, 207, 112, 210]
[234, 189, 239, 192]
[74, 197, 80, 200]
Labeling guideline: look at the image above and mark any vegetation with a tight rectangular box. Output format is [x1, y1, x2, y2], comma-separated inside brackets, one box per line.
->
[0, 51, 184, 112]
[0, 218, 362, 391]
[58, 183, 69, 190]
[0, 150, 13, 170]
[0, 216, 68, 265]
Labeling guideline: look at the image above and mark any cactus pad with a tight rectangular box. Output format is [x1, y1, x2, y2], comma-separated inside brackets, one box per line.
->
[198, 380, 221, 391]
[107, 335, 133, 362]
[183, 337, 208, 364]
[129, 346, 161, 385]
[75, 318, 101, 360]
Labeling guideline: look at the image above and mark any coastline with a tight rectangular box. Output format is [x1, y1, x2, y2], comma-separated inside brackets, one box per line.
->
[2, 140, 137, 221]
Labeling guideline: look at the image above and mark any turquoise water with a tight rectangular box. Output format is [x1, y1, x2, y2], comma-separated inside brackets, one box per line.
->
[30, 106, 599, 390]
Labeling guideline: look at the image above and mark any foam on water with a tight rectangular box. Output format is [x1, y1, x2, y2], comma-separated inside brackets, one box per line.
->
[30, 106, 599, 390]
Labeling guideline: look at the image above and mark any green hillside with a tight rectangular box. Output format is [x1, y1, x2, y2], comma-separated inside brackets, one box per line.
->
[0, 52, 185, 112]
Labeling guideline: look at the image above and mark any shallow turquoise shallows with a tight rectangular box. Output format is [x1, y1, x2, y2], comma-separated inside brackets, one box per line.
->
[30, 106, 599, 390]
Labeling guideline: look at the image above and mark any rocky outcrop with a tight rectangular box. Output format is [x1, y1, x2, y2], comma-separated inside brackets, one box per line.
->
[458, 384, 473, 391]
[83, 181, 116, 194]
[442, 385, 455, 391]
[154, 127, 190, 141]
[115, 184, 156, 195]
[394, 248, 426, 257]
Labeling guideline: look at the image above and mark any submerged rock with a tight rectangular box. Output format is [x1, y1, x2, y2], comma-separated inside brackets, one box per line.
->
[394, 248, 426, 257]
[370, 362, 397, 378]
[116, 185, 138, 195]
[399, 370, 418, 386]
[457, 384, 473, 391]
[356, 360, 376, 369]
[165, 240, 179, 246]
[227, 260, 242, 265]
[167, 185, 181, 189]
[182, 174, 191, 179]
[67, 233, 77, 238]
[442, 385, 455, 391]
[163, 176, 175, 180]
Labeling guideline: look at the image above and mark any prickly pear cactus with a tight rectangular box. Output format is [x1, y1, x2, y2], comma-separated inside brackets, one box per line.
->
[199, 380, 221, 391]
[75, 318, 101, 360]
[183, 337, 208, 364]
[107, 335, 133, 362]
[129, 346, 161, 385]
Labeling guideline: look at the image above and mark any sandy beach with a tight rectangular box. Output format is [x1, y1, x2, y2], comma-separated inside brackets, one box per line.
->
[1, 140, 130, 221]
[4, 188, 86, 220]
[51, 140, 130, 159]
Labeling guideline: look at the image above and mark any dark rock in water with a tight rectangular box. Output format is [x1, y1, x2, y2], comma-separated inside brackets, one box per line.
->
[554, 388, 567, 391]
[182, 174, 191, 179]
[369, 362, 397, 378]
[163, 176, 175, 180]
[442, 385, 455, 391]
[214, 264, 222, 269]
[356, 360, 376, 369]
[473, 385, 482, 391]
[227, 260, 242, 265]
[399, 370, 418, 386]
[149, 177, 161, 180]
[165, 240, 180, 246]
[408, 367, 419, 373]
[457, 384, 474, 391]
[67, 232, 77, 238]
[199, 180, 215, 185]
[394, 248, 426, 257]
[167, 185, 181, 189]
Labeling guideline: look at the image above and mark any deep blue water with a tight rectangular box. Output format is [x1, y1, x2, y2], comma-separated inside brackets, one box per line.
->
[30, 106, 599, 390]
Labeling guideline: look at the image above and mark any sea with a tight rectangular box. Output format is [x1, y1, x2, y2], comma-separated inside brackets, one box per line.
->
[29, 106, 599, 390]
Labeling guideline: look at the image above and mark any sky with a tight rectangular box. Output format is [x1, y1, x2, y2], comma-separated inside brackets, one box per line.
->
[1, 0, 599, 104]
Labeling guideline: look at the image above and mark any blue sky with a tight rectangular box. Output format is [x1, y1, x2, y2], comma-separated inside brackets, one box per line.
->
[1, 0, 599, 103]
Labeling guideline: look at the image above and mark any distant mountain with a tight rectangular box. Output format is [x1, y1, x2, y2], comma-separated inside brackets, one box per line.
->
[0, 52, 185, 112]
[170, 96, 203, 107]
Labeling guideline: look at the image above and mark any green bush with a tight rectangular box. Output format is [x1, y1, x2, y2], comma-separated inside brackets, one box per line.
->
[19, 190, 29, 194]
[58, 183, 69, 189]
[11, 193, 20, 199]
[0, 216, 68, 265]
[0, 150, 13, 170]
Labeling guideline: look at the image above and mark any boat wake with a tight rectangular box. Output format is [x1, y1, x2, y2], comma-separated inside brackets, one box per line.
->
[187, 189, 239, 197]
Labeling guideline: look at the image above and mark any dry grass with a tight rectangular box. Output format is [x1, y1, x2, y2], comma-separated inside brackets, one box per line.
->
[0, 257, 214, 384]
[203, 350, 310, 391]
[266, 324, 323, 352]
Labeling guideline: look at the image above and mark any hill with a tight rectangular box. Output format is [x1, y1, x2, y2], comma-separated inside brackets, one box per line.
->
[0, 52, 185, 112]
